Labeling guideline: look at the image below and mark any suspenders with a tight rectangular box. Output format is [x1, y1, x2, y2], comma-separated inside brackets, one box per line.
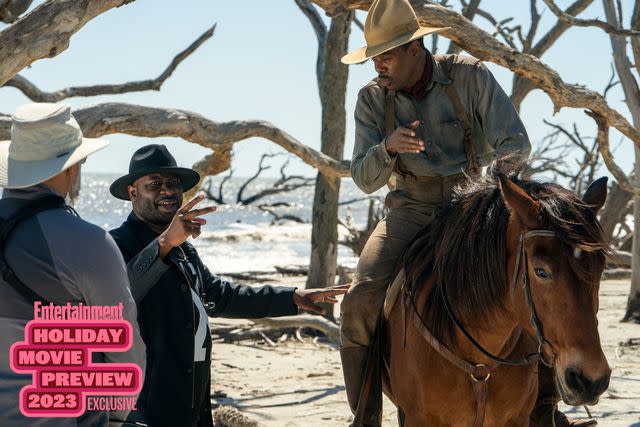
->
[383, 54, 480, 177]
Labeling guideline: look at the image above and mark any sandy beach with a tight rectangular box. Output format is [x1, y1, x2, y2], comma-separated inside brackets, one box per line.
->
[209, 279, 640, 427]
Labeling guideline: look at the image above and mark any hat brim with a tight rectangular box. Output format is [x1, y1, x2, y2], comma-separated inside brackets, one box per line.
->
[109, 166, 201, 201]
[341, 26, 449, 65]
[0, 137, 109, 189]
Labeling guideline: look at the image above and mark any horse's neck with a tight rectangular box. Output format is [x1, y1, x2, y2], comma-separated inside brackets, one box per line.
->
[452, 302, 521, 363]
[416, 282, 521, 363]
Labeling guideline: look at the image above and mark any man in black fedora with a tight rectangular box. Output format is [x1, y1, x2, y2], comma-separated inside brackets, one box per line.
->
[108, 144, 348, 427]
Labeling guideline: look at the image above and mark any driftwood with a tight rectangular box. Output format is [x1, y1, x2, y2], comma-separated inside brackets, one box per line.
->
[211, 315, 341, 345]
[603, 268, 632, 280]
[252, 315, 341, 343]
[213, 406, 262, 427]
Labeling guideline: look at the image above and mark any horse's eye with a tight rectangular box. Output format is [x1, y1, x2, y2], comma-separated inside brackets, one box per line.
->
[534, 267, 551, 279]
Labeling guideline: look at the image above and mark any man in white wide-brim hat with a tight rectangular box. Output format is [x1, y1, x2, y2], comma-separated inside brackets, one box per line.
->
[0, 103, 146, 426]
[338, 1, 586, 426]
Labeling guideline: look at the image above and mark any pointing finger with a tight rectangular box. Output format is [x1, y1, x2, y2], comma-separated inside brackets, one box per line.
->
[182, 206, 217, 219]
[179, 194, 205, 214]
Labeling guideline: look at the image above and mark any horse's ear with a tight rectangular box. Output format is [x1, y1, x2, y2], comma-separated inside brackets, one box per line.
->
[498, 174, 541, 229]
[582, 177, 608, 215]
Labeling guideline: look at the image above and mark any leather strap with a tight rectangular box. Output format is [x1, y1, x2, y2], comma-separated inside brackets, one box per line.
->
[438, 55, 481, 176]
[404, 286, 527, 427]
[383, 87, 415, 180]
[472, 380, 489, 427]
[384, 88, 396, 138]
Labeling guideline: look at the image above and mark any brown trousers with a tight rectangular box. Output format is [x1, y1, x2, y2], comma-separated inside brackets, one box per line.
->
[340, 174, 466, 348]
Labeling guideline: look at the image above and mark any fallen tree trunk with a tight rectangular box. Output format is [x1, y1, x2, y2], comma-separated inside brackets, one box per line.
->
[252, 314, 340, 343]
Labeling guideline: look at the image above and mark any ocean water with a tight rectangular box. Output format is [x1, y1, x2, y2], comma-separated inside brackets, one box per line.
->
[76, 173, 388, 275]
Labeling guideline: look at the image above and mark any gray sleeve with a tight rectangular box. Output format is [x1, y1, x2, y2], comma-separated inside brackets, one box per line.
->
[125, 237, 171, 303]
[473, 62, 531, 169]
[54, 227, 146, 421]
[351, 89, 397, 194]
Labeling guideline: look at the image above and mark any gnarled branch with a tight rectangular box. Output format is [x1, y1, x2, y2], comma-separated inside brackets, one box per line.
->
[0, 0, 135, 86]
[0, 103, 350, 180]
[0, 0, 33, 23]
[2, 24, 216, 102]
[587, 110, 637, 195]
[541, 0, 640, 36]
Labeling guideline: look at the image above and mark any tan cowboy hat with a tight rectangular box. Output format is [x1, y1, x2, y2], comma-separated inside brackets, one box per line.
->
[0, 103, 109, 189]
[341, 0, 449, 65]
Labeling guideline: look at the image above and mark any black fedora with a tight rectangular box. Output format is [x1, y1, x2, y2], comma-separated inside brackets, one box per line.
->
[110, 144, 200, 200]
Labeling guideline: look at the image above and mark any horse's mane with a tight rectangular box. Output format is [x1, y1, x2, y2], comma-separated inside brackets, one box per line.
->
[402, 174, 610, 346]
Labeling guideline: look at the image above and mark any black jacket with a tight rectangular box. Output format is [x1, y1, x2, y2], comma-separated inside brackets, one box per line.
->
[109, 213, 298, 427]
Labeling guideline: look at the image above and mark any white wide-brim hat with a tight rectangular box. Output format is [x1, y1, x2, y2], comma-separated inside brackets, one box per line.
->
[341, 0, 449, 65]
[0, 103, 109, 189]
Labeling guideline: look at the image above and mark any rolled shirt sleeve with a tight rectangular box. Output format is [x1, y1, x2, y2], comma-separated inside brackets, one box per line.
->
[472, 61, 531, 169]
[351, 89, 397, 194]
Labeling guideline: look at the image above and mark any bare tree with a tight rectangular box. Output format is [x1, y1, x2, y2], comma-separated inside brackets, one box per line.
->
[236, 154, 314, 205]
[295, 0, 353, 320]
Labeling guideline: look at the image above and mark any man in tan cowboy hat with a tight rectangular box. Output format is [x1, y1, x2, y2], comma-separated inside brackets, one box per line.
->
[0, 103, 146, 426]
[339, 1, 593, 426]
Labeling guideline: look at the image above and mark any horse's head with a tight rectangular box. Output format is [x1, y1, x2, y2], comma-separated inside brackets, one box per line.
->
[499, 175, 610, 406]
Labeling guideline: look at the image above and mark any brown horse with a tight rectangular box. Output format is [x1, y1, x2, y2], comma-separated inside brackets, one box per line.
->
[381, 175, 611, 426]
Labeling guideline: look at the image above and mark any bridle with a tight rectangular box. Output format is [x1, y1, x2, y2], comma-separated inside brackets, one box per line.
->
[403, 229, 559, 427]
[440, 229, 558, 367]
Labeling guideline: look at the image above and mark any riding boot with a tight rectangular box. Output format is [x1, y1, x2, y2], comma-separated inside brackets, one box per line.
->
[530, 363, 597, 427]
[340, 346, 382, 427]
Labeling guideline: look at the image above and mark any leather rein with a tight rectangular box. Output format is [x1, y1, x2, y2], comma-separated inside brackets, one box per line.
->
[403, 229, 557, 427]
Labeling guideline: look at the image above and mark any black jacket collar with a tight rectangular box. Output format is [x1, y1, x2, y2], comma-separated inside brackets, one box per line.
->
[124, 211, 161, 250]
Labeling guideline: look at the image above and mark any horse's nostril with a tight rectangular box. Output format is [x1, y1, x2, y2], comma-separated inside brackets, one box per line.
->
[565, 367, 611, 398]
[565, 366, 587, 394]
[591, 373, 610, 396]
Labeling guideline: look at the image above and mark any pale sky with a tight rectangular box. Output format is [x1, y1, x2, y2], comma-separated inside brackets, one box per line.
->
[0, 0, 636, 180]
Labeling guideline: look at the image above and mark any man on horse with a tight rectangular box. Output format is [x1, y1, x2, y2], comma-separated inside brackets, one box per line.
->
[339, 0, 595, 426]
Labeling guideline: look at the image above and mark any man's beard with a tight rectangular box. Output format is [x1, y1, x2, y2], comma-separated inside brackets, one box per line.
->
[67, 172, 81, 206]
[138, 197, 180, 227]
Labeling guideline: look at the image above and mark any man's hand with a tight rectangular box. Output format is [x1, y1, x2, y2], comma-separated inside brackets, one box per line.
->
[158, 194, 216, 259]
[292, 284, 350, 315]
[385, 120, 424, 155]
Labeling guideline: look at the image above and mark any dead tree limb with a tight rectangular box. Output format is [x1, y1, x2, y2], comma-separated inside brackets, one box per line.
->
[586, 110, 637, 195]
[446, 0, 482, 55]
[294, 0, 327, 90]
[309, 0, 640, 151]
[257, 205, 307, 224]
[0, 0, 135, 86]
[511, 0, 594, 110]
[236, 154, 314, 205]
[339, 198, 387, 256]
[251, 315, 340, 343]
[0, 103, 351, 180]
[541, 0, 640, 36]
[2, 24, 216, 102]
[0, 0, 33, 23]
[201, 169, 233, 205]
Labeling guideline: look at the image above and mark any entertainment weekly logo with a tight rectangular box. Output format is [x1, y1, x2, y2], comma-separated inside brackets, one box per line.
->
[9, 302, 142, 418]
